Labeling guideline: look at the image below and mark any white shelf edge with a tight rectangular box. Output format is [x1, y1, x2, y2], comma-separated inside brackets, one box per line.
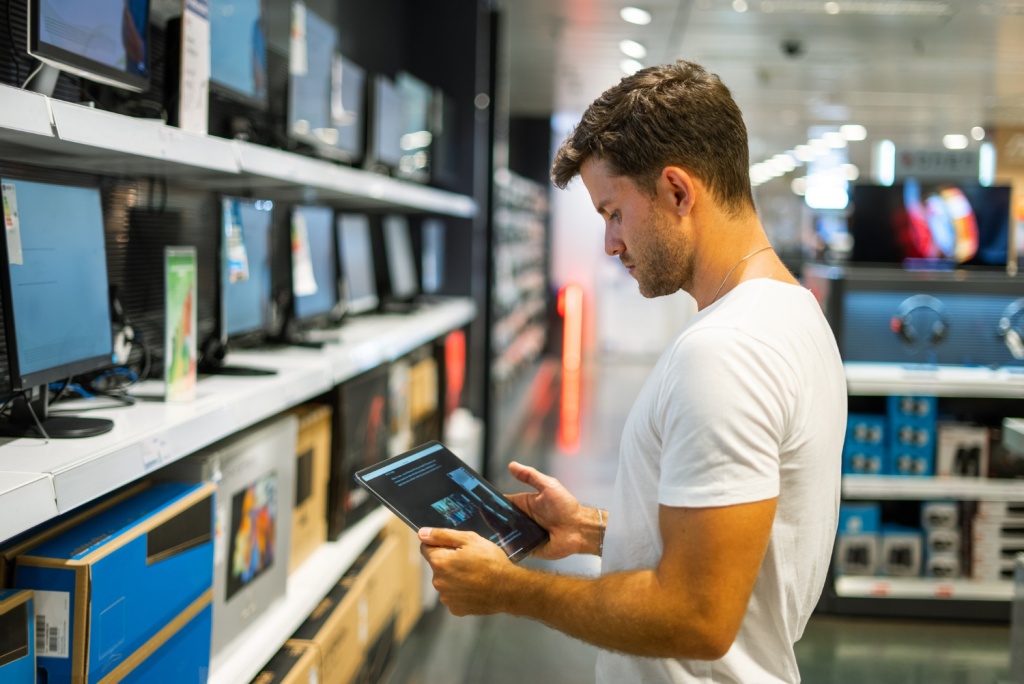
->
[835, 575, 1013, 601]
[0, 473, 58, 541]
[209, 506, 393, 684]
[0, 84, 55, 138]
[842, 475, 1024, 501]
[844, 362, 1024, 398]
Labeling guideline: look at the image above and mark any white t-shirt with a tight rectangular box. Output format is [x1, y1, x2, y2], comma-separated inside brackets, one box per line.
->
[596, 279, 847, 684]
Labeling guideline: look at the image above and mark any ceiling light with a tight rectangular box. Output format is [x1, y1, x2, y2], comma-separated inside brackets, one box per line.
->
[809, 138, 829, 154]
[620, 6, 652, 24]
[840, 124, 867, 141]
[772, 153, 797, 172]
[874, 139, 895, 186]
[823, 131, 847, 148]
[791, 177, 807, 196]
[620, 59, 644, 75]
[794, 145, 815, 162]
[979, 142, 996, 186]
[619, 39, 647, 59]
[841, 163, 860, 181]
[971, 126, 986, 141]
[824, 1, 840, 13]
[733, 0, 749, 11]
[943, 134, 968, 150]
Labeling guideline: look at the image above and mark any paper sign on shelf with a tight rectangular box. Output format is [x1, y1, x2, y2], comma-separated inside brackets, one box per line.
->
[2, 183, 23, 265]
[224, 199, 250, 283]
[179, 0, 211, 135]
[165, 247, 198, 402]
[291, 211, 318, 296]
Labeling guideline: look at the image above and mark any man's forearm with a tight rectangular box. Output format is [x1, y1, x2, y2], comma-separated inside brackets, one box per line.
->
[499, 565, 729, 660]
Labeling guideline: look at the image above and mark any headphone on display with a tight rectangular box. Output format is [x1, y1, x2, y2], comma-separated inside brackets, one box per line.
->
[997, 299, 1024, 361]
[890, 294, 949, 349]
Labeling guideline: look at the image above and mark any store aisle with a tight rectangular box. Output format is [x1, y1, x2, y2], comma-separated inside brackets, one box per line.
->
[386, 357, 1013, 684]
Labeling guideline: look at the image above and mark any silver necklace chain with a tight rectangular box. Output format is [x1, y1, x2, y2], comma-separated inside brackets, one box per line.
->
[710, 245, 772, 305]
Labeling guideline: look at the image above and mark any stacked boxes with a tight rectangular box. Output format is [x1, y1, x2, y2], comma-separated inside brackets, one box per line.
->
[972, 501, 1024, 581]
[834, 503, 880, 575]
[887, 396, 937, 476]
[843, 414, 886, 475]
[0, 590, 35, 683]
[289, 404, 332, 574]
[921, 501, 961, 578]
[13, 481, 215, 682]
[936, 423, 990, 478]
[250, 641, 320, 684]
[879, 526, 923, 577]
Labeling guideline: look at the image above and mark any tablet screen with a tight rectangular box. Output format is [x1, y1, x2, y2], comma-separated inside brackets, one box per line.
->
[355, 441, 548, 563]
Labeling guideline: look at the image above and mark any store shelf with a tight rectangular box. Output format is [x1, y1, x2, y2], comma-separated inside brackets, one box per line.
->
[0, 85, 476, 217]
[842, 475, 1024, 501]
[0, 473, 58, 541]
[209, 506, 392, 684]
[845, 362, 1024, 398]
[0, 298, 474, 541]
[835, 576, 1012, 601]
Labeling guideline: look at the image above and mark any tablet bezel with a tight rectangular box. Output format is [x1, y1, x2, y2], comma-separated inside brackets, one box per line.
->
[354, 440, 548, 564]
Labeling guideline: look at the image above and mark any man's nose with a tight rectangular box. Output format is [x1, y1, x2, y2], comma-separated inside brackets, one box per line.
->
[605, 226, 624, 256]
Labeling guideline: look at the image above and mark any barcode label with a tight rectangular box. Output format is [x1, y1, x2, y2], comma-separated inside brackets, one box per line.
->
[33, 591, 69, 659]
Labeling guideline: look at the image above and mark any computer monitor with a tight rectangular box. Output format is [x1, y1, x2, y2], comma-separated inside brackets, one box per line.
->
[291, 205, 341, 329]
[365, 74, 403, 174]
[287, 6, 337, 155]
[26, 0, 151, 95]
[0, 177, 114, 438]
[330, 54, 366, 163]
[203, 197, 277, 376]
[209, 0, 267, 107]
[421, 218, 445, 295]
[336, 213, 378, 315]
[375, 215, 419, 309]
[849, 183, 1012, 270]
[395, 71, 433, 181]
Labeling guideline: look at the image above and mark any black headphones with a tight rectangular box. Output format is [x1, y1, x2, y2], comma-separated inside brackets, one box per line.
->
[997, 298, 1024, 360]
[891, 294, 949, 348]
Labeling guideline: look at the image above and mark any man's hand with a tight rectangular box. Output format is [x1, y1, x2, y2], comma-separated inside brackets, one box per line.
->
[419, 528, 519, 616]
[506, 462, 603, 559]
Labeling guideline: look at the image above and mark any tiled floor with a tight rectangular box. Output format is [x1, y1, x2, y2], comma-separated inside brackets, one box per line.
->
[386, 357, 1015, 684]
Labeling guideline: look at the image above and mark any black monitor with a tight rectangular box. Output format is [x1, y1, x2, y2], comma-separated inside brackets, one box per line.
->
[0, 177, 114, 438]
[374, 215, 419, 311]
[209, 0, 268, 107]
[395, 71, 433, 182]
[291, 205, 341, 329]
[330, 54, 366, 163]
[336, 213, 378, 316]
[203, 197, 276, 376]
[26, 0, 151, 95]
[287, 6, 337, 156]
[421, 218, 445, 295]
[849, 182, 1012, 270]
[365, 74, 403, 174]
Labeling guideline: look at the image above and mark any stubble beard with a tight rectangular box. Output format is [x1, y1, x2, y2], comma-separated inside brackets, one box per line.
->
[627, 207, 693, 299]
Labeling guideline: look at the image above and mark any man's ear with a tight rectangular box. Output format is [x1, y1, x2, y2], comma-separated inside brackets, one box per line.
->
[660, 166, 697, 217]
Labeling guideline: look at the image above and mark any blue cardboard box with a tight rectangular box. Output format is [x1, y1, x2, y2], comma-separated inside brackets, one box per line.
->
[0, 589, 35, 683]
[13, 481, 214, 683]
[119, 600, 212, 683]
[843, 414, 888, 474]
[889, 446, 935, 476]
[887, 395, 938, 424]
[838, 502, 881, 535]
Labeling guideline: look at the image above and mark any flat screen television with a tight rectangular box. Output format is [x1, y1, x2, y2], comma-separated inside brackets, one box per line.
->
[849, 182, 1012, 270]
[0, 177, 114, 438]
[287, 6, 336, 155]
[331, 54, 366, 163]
[291, 205, 341, 330]
[209, 0, 267, 107]
[335, 213, 378, 315]
[395, 71, 433, 182]
[26, 0, 151, 94]
[365, 74, 403, 174]
[375, 214, 419, 310]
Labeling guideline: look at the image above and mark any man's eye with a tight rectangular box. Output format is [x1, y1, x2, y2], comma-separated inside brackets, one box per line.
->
[610, 212, 621, 222]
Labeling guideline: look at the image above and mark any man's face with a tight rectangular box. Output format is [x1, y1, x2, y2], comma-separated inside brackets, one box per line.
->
[579, 158, 693, 298]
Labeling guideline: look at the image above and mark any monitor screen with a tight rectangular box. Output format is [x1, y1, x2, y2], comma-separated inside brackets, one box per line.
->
[336, 213, 378, 315]
[396, 71, 433, 180]
[382, 215, 418, 302]
[209, 0, 267, 104]
[370, 75, 403, 170]
[421, 218, 445, 294]
[292, 205, 339, 323]
[331, 54, 366, 162]
[28, 0, 151, 92]
[221, 198, 273, 340]
[0, 178, 112, 389]
[849, 182, 1011, 269]
[287, 6, 335, 150]
[225, 471, 278, 601]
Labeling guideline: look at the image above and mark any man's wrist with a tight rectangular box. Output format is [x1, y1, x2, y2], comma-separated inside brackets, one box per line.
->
[579, 505, 606, 556]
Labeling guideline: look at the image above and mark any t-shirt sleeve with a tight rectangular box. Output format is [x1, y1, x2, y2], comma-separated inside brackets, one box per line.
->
[656, 326, 797, 508]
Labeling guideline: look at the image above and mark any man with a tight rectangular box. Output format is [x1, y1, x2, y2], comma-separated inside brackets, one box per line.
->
[418, 60, 847, 683]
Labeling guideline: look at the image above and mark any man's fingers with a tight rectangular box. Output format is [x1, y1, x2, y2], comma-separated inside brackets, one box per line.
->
[418, 526, 475, 548]
[509, 461, 558, 493]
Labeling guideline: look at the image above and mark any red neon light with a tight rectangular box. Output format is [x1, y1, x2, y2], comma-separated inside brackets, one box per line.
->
[557, 284, 584, 453]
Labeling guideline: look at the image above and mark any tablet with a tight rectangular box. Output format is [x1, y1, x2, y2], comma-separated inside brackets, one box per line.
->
[354, 440, 548, 564]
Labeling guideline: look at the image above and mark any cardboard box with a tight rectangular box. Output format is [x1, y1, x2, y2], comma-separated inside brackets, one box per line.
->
[846, 414, 886, 448]
[926, 528, 961, 556]
[250, 640, 321, 684]
[0, 590, 34, 683]
[158, 414, 298, 658]
[389, 358, 414, 456]
[114, 596, 212, 683]
[14, 482, 215, 683]
[834, 533, 878, 576]
[921, 501, 959, 529]
[838, 503, 881, 535]
[842, 414, 887, 475]
[888, 395, 938, 424]
[888, 446, 934, 477]
[384, 517, 424, 641]
[925, 553, 961, 579]
[880, 527, 923, 577]
[936, 423, 990, 477]
[291, 580, 362, 684]
[842, 446, 886, 475]
[289, 404, 332, 574]
[328, 365, 390, 540]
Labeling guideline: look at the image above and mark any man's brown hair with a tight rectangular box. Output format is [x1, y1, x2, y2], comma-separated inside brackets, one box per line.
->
[550, 60, 754, 214]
